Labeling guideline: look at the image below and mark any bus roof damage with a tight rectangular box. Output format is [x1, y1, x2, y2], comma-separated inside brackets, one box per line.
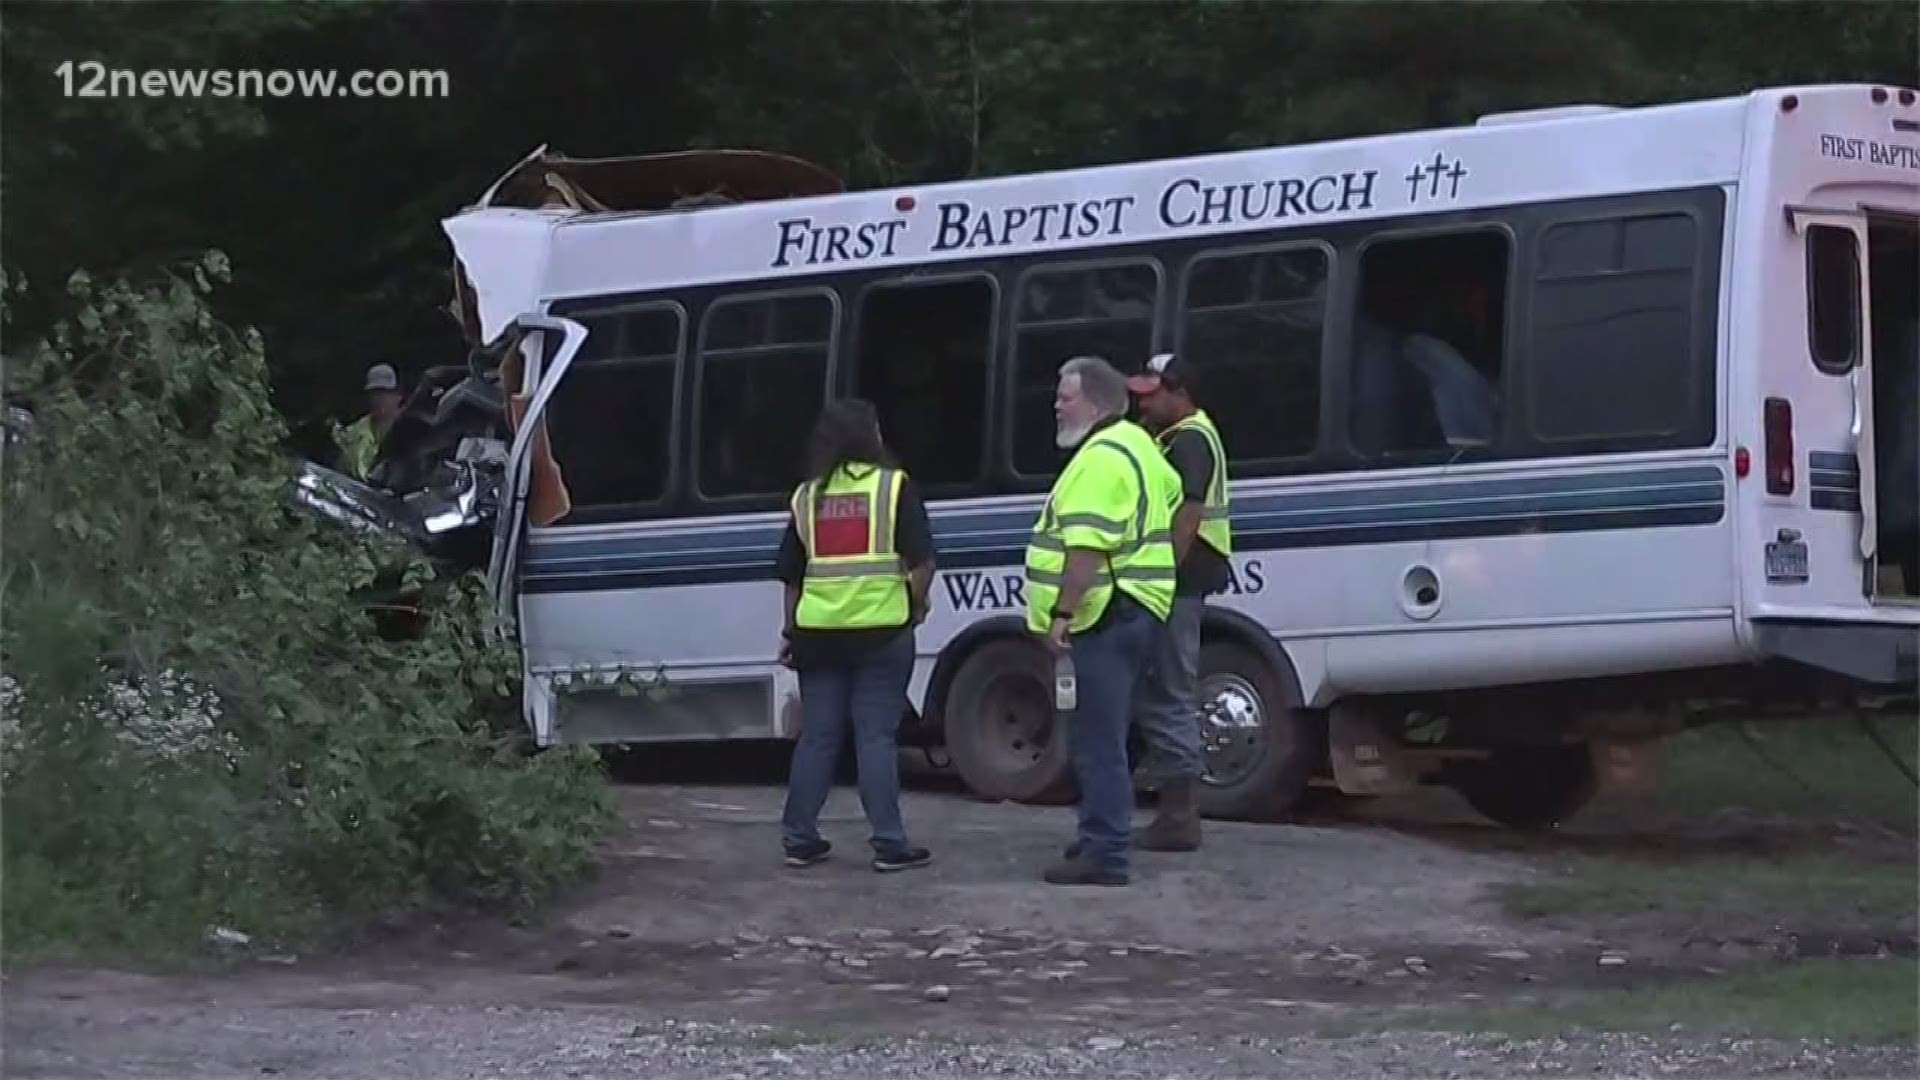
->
[447, 146, 844, 346]
[437, 147, 846, 531]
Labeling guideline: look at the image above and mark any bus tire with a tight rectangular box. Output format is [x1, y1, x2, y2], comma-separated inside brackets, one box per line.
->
[941, 638, 1077, 806]
[1450, 745, 1598, 830]
[1192, 636, 1323, 823]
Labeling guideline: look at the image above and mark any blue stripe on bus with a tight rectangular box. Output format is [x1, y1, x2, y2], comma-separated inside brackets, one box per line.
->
[1809, 450, 1861, 512]
[517, 464, 1726, 595]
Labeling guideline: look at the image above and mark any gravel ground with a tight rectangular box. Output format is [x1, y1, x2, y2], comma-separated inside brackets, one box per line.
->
[7, 1002, 1915, 1079]
[5, 782, 1914, 1078]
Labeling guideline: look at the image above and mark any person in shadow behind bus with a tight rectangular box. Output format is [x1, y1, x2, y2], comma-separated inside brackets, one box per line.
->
[775, 398, 937, 873]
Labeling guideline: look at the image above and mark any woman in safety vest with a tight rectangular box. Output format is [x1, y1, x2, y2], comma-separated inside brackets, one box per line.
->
[774, 399, 936, 873]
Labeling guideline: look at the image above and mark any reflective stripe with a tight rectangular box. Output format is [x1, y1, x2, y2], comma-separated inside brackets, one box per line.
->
[1027, 560, 1174, 591]
[1087, 436, 1155, 590]
[804, 558, 905, 579]
[1029, 528, 1171, 555]
[1055, 511, 1129, 535]
[1090, 440, 1152, 544]
[791, 480, 816, 553]
[1160, 411, 1232, 556]
[1024, 420, 1179, 632]
[793, 466, 899, 558]
[1162, 414, 1229, 506]
[792, 463, 912, 630]
[872, 468, 899, 554]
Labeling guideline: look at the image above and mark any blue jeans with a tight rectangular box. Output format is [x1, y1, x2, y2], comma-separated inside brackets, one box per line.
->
[1066, 597, 1158, 873]
[781, 633, 914, 856]
[1133, 595, 1205, 784]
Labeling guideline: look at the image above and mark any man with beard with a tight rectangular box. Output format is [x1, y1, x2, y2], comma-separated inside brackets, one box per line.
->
[1023, 355, 1181, 887]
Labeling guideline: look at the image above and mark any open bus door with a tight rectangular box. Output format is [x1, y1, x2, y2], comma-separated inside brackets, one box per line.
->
[1781, 203, 1920, 614]
[1863, 212, 1920, 605]
[1790, 209, 1881, 589]
[486, 314, 589, 639]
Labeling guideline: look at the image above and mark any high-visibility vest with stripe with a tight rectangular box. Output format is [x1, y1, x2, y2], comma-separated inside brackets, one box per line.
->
[1159, 409, 1233, 559]
[791, 463, 911, 631]
[335, 415, 379, 480]
[1024, 420, 1181, 634]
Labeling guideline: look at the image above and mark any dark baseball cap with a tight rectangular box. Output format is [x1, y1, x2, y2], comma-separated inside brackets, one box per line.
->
[1125, 352, 1191, 395]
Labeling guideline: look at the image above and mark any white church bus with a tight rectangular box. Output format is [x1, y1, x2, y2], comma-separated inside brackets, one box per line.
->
[407, 83, 1917, 829]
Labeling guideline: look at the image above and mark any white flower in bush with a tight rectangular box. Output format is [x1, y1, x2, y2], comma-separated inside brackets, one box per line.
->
[0, 672, 21, 778]
[1, 667, 240, 774]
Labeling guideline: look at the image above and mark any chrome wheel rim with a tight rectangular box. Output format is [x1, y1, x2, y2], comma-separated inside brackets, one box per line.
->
[1197, 673, 1266, 787]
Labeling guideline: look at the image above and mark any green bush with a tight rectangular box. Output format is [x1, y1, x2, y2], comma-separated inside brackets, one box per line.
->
[0, 254, 612, 958]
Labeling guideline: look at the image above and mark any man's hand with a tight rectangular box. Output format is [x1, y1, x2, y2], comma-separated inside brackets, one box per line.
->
[1046, 614, 1072, 656]
[778, 633, 795, 669]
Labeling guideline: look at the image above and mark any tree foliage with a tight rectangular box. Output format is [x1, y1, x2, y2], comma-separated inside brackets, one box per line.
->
[3, 0, 1909, 454]
[0, 257, 611, 956]
[0, 0, 1910, 956]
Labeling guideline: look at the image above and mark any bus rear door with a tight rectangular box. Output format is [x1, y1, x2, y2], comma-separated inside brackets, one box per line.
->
[1761, 208, 1879, 613]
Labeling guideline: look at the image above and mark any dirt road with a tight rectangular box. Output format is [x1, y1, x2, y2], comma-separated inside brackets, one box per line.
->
[6, 778, 1915, 1078]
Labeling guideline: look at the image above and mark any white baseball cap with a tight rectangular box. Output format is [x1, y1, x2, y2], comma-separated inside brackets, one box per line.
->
[364, 363, 399, 392]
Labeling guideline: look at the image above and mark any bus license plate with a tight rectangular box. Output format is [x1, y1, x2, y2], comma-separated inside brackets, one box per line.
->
[1765, 539, 1809, 584]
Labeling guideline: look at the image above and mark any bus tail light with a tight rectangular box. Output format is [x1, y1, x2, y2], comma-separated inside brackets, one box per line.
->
[1763, 397, 1795, 495]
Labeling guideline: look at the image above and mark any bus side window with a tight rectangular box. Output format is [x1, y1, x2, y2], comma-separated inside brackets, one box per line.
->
[697, 291, 835, 501]
[1349, 231, 1509, 459]
[1009, 261, 1161, 476]
[1177, 245, 1328, 469]
[547, 304, 684, 517]
[1528, 212, 1707, 448]
[854, 277, 995, 491]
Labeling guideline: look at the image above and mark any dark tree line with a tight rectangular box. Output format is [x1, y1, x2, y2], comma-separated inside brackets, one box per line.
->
[3, 0, 1912, 457]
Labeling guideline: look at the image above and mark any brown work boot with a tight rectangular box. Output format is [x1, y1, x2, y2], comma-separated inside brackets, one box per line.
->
[1134, 778, 1202, 852]
[1043, 855, 1128, 887]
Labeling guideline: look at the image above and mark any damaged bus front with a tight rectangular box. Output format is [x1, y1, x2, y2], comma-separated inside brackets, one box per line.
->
[313, 146, 843, 673]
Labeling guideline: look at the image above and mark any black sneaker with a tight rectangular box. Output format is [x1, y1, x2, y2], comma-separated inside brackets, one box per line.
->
[784, 839, 831, 868]
[872, 846, 932, 873]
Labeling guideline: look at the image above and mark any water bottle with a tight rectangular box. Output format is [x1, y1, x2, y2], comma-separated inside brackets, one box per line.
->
[1053, 652, 1077, 712]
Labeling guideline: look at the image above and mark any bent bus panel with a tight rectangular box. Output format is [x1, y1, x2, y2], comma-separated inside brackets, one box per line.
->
[442, 84, 1919, 824]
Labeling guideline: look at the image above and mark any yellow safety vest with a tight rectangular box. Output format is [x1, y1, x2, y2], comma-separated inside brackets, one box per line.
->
[791, 463, 912, 630]
[334, 415, 380, 480]
[1159, 409, 1233, 558]
[1024, 420, 1180, 634]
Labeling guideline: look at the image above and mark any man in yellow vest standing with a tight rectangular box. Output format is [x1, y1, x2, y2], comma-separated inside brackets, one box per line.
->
[1026, 356, 1181, 887]
[1124, 352, 1233, 852]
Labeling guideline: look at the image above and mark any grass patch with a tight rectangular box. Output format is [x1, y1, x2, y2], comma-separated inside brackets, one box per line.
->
[1502, 854, 1917, 937]
[1422, 959, 1919, 1045]
[1619, 717, 1918, 836]
[1498, 718, 1918, 941]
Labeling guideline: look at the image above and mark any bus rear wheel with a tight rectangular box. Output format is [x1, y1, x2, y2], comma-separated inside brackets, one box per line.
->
[941, 638, 1076, 805]
[1449, 745, 1598, 830]
[1192, 637, 1322, 823]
